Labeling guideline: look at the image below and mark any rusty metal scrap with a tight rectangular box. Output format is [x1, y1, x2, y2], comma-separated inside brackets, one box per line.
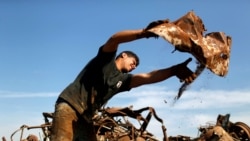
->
[148, 11, 232, 77]
[3, 108, 250, 141]
[193, 114, 250, 141]
[147, 11, 232, 101]
[93, 106, 168, 141]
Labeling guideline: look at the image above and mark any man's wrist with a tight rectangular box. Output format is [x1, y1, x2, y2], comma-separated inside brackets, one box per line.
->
[170, 65, 178, 76]
[136, 29, 146, 39]
[136, 30, 159, 39]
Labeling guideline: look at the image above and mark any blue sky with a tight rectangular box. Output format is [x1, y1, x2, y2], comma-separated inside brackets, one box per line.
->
[1, 1, 250, 140]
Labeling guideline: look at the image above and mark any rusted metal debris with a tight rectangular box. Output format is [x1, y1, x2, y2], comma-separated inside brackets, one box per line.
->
[3, 106, 250, 141]
[148, 11, 232, 77]
[4, 113, 52, 141]
[148, 11, 232, 100]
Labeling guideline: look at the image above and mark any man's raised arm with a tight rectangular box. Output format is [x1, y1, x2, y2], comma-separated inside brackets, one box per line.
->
[102, 29, 158, 52]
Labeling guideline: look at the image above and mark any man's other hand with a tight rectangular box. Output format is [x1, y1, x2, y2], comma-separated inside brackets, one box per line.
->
[173, 58, 197, 84]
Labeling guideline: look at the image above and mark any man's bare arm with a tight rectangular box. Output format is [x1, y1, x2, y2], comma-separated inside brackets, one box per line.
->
[102, 29, 157, 52]
[129, 60, 197, 88]
[129, 67, 174, 88]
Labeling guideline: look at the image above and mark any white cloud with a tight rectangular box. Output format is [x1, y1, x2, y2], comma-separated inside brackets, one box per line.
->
[0, 91, 58, 98]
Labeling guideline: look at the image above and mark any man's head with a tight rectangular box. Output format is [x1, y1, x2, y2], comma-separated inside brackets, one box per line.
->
[115, 51, 139, 73]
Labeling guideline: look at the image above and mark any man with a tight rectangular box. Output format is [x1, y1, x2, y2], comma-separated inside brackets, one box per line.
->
[50, 23, 197, 141]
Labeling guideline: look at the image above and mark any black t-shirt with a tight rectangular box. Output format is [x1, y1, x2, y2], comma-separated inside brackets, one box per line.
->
[58, 46, 132, 115]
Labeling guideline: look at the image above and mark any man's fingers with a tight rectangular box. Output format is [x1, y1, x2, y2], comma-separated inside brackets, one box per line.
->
[184, 77, 191, 84]
[183, 73, 197, 84]
[192, 73, 197, 79]
[184, 58, 192, 65]
[185, 78, 192, 84]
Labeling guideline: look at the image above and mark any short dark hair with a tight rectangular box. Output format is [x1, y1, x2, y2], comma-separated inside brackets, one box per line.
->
[116, 51, 140, 66]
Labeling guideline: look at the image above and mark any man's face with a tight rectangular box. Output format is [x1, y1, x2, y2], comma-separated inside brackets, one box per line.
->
[121, 54, 137, 73]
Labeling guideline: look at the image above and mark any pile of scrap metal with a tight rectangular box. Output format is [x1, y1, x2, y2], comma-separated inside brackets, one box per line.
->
[93, 106, 167, 141]
[2, 106, 167, 141]
[1, 112, 52, 141]
[3, 106, 250, 141]
[169, 113, 250, 141]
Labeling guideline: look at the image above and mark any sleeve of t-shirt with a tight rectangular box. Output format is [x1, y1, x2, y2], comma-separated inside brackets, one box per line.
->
[118, 73, 133, 93]
[96, 45, 116, 62]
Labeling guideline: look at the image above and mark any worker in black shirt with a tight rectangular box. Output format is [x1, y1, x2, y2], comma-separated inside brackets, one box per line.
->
[50, 23, 196, 141]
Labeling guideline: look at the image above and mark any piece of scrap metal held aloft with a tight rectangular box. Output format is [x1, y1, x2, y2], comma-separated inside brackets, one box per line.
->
[148, 11, 232, 100]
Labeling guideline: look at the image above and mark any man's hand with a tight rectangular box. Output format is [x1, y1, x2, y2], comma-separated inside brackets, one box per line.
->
[140, 19, 170, 39]
[140, 30, 159, 38]
[137, 19, 170, 39]
[145, 19, 170, 31]
[172, 58, 197, 84]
